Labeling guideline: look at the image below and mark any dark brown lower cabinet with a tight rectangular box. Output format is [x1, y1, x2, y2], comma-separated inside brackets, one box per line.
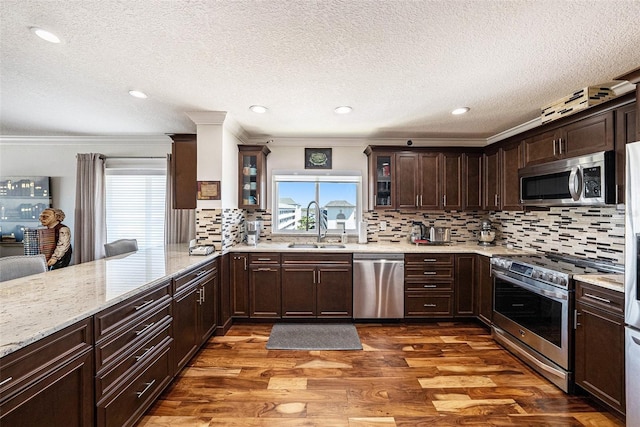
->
[477, 255, 493, 326]
[574, 281, 625, 417]
[173, 260, 218, 373]
[454, 254, 476, 316]
[281, 253, 353, 318]
[230, 253, 250, 317]
[0, 318, 94, 427]
[249, 254, 281, 318]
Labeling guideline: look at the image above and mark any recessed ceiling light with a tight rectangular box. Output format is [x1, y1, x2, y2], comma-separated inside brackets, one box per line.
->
[451, 107, 470, 115]
[30, 27, 61, 43]
[334, 106, 353, 114]
[250, 105, 268, 114]
[128, 90, 148, 99]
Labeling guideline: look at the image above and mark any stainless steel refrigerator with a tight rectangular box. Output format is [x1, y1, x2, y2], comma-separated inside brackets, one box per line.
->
[625, 141, 640, 427]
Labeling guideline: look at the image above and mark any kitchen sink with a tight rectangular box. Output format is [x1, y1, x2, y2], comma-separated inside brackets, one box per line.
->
[287, 243, 319, 248]
[286, 243, 346, 249]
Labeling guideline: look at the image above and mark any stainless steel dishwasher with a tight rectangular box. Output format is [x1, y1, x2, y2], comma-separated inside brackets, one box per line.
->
[353, 253, 404, 319]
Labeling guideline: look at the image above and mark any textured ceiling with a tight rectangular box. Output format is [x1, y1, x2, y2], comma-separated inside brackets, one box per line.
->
[1, 0, 639, 142]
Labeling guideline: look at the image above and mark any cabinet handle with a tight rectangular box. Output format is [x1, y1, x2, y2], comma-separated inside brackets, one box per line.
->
[416, 195, 419, 207]
[243, 257, 247, 271]
[574, 309, 581, 329]
[558, 138, 564, 155]
[256, 194, 260, 205]
[201, 286, 205, 303]
[423, 304, 437, 307]
[553, 139, 557, 156]
[135, 345, 156, 361]
[423, 285, 436, 288]
[257, 258, 271, 261]
[256, 267, 271, 272]
[136, 379, 156, 399]
[317, 270, 321, 284]
[443, 194, 446, 207]
[0, 377, 13, 387]
[584, 293, 611, 304]
[494, 194, 499, 206]
[135, 322, 156, 336]
[195, 270, 208, 277]
[312, 271, 316, 284]
[423, 258, 437, 262]
[134, 300, 154, 311]
[423, 271, 437, 275]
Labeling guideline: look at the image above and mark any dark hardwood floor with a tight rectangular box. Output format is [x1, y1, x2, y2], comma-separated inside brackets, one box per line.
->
[138, 322, 623, 426]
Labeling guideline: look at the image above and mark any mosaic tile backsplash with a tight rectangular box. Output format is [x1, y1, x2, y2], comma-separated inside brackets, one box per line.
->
[198, 206, 624, 266]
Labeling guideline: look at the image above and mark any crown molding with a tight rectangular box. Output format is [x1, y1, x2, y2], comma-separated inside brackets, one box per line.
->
[185, 111, 227, 125]
[245, 135, 487, 147]
[0, 134, 171, 146]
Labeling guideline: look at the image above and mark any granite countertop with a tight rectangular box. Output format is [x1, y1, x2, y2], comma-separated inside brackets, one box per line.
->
[0, 244, 217, 358]
[573, 273, 625, 293]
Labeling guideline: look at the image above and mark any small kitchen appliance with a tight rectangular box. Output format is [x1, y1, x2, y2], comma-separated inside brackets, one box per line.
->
[477, 218, 496, 246]
[428, 226, 451, 243]
[246, 220, 261, 246]
[409, 221, 426, 243]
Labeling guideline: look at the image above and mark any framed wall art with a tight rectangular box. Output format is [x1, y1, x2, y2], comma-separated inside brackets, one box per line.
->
[197, 181, 221, 200]
[305, 148, 332, 169]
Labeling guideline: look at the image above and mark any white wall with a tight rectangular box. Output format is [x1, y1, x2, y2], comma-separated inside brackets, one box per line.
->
[0, 136, 172, 237]
[264, 139, 370, 211]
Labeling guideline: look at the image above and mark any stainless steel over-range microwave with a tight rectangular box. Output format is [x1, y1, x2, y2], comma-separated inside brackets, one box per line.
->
[519, 151, 615, 206]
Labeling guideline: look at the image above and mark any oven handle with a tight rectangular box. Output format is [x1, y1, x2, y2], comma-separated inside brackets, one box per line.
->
[492, 270, 568, 301]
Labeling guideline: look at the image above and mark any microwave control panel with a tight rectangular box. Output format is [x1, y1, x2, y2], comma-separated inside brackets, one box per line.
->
[582, 166, 601, 198]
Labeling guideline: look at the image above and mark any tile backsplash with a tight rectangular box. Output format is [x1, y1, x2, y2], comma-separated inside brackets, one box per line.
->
[363, 206, 624, 265]
[198, 206, 625, 265]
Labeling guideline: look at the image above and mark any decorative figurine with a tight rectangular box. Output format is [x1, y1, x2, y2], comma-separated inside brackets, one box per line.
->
[38, 208, 72, 269]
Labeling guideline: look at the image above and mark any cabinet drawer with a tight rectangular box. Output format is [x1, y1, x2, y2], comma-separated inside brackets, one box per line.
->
[576, 281, 624, 315]
[0, 317, 93, 402]
[282, 253, 352, 264]
[405, 293, 453, 317]
[95, 319, 172, 400]
[405, 266, 454, 281]
[94, 280, 172, 342]
[173, 260, 216, 293]
[96, 341, 173, 427]
[405, 282, 453, 292]
[405, 253, 453, 266]
[249, 253, 281, 264]
[95, 302, 172, 372]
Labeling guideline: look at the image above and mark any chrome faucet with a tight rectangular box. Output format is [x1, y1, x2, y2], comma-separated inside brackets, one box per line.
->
[305, 200, 325, 243]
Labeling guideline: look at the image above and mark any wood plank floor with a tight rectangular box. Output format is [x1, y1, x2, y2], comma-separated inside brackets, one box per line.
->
[138, 322, 623, 426]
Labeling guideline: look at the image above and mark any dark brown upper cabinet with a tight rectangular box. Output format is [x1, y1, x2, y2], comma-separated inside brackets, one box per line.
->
[169, 134, 197, 209]
[238, 145, 270, 210]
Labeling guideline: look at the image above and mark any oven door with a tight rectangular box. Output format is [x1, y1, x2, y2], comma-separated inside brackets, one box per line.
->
[492, 270, 572, 369]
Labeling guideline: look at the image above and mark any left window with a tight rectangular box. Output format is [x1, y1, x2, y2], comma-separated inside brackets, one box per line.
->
[105, 158, 166, 248]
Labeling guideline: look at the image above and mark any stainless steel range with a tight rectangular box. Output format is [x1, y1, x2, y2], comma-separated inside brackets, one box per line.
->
[490, 253, 623, 393]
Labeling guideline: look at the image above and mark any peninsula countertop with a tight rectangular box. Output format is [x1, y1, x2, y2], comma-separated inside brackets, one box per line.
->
[0, 244, 217, 358]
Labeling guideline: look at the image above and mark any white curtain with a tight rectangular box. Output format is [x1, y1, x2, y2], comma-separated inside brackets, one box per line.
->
[165, 154, 196, 244]
[74, 153, 106, 263]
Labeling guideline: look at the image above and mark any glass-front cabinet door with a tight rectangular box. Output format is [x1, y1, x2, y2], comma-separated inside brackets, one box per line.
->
[238, 145, 270, 210]
[364, 147, 395, 210]
[0, 176, 51, 242]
